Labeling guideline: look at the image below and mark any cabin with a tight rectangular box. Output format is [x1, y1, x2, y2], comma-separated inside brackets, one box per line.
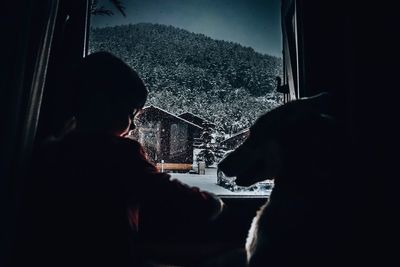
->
[219, 129, 250, 150]
[131, 105, 202, 171]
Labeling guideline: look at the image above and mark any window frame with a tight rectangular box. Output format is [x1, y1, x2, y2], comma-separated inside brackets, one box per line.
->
[87, 0, 283, 198]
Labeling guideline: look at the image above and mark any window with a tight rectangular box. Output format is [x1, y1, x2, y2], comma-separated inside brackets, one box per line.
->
[89, 0, 282, 196]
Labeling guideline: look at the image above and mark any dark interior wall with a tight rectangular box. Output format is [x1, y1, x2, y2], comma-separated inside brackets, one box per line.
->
[281, 0, 349, 100]
[0, 1, 59, 264]
[314, 2, 396, 264]
[0, 1, 89, 265]
[36, 0, 89, 143]
[343, 4, 397, 264]
[280, 1, 396, 264]
[298, 1, 347, 97]
[293, 0, 352, 125]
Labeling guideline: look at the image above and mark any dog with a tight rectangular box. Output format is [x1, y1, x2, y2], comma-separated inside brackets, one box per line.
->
[218, 93, 345, 267]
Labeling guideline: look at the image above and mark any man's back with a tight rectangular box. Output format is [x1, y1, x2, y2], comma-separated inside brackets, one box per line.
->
[24, 132, 141, 266]
[20, 131, 221, 267]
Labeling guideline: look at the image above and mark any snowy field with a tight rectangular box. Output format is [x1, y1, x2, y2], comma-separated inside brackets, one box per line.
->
[170, 167, 271, 197]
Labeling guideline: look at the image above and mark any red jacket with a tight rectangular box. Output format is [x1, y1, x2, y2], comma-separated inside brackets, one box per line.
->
[20, 131, 222, 267]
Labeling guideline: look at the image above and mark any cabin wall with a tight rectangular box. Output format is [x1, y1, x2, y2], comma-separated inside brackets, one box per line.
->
[135, 108, 196, 164]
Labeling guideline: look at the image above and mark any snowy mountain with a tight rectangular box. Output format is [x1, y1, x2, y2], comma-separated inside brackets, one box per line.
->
[89, 23, 283, 133]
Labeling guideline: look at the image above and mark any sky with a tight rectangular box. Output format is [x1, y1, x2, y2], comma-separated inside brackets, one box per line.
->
[91, 0, 282, 57]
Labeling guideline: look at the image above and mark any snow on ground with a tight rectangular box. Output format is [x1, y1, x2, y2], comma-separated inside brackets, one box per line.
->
[170, 167, 270, 197]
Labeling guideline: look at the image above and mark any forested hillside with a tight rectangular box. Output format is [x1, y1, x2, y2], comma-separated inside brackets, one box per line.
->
[90, 23, 283, 133]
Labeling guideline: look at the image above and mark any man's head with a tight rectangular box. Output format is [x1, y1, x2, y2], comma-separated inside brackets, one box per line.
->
[73, 52, 148, 135]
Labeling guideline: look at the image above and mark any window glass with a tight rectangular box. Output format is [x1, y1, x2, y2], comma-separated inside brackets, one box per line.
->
[89, 0, 282, 196]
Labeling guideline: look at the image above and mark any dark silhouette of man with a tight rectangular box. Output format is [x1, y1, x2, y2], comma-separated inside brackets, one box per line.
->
[21, 52, 223, 267]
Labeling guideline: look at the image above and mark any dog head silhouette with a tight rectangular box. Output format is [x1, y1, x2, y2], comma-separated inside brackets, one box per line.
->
[218, 92, 338, 188]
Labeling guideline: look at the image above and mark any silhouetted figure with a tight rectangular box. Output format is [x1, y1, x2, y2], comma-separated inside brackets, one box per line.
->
[20, 52, 223, 267]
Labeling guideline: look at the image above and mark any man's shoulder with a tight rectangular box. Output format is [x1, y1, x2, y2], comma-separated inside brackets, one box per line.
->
[113, 136, 146, 153]
[110, 136, 148, 159]
[111, 136, 141, 148]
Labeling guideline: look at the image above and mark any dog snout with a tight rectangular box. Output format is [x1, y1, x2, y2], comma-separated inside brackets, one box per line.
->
[218, 145, 256, 178]
[217, 153, 237, 177]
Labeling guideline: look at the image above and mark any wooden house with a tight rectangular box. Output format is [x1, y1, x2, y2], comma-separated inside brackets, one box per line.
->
[130, 106, 203, 172]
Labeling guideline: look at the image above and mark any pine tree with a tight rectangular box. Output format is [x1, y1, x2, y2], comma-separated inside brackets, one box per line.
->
[196, 122, 215, 167]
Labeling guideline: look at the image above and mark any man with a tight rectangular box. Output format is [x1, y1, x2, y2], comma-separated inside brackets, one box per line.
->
[21, 52, 223, 267]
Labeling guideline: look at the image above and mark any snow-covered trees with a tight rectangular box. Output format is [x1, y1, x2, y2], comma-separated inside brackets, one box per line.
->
[89, 23, 283, 134]
[196, 122, 216, 167]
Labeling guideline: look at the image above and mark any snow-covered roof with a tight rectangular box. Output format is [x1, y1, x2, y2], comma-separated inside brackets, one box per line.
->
[178, 112, 216, 126]
[142, 105, 203, 130]
[220, 128, 250, 143]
